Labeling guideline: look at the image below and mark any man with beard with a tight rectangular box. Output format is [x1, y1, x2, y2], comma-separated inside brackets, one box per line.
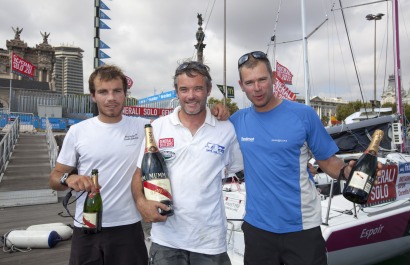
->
[50, 64, 150, 265]
[132, 61, 243, 265]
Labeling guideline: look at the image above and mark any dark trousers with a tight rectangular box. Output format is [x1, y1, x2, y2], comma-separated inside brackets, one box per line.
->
[242, 221, 327, 265]
[69, 222, 148, 265]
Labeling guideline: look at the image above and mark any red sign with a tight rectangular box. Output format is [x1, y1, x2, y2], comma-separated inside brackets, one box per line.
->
[365, 164, 398, 206]
[11, 53, 36, 79]
[122, 106, 173, 117]
[274, 78, 296, 101]
[125, 75, 133, 89]
[276, 61, 293, 85]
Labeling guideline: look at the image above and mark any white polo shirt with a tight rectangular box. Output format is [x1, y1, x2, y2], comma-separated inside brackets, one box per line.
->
[137, 106, 243, 254]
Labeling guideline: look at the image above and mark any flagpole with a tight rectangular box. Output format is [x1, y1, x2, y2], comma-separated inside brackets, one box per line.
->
[9, 52, 13, 112]
[223, 0, 227, 106]
[9, 79, 12, 113]
[301, 0, 310, 106]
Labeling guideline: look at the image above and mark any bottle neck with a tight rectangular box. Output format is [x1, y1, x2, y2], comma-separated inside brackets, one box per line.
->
[144, 127, 158, 153]
[91, 174, 99, 189]
[365, 130, 384, 156]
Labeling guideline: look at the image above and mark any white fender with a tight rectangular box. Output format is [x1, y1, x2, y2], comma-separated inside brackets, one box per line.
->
[26, 223, 73, 240]
[5, 230, 62, 248]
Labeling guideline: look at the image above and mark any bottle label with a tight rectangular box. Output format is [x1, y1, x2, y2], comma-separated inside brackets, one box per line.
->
[144, 179, 173, 201]
[348, 171, 369, 190]
[83, 212, 97, 228]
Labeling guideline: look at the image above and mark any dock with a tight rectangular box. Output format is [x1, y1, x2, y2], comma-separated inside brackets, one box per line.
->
[0, 131, 151, 264]
[0, 132, 72, 264]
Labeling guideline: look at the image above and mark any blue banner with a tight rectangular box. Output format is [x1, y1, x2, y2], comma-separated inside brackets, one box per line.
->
[99, 40, 110, 49]
[99, 1, 110, 10]
[99, 20, 111, 29]
[99, 50, 110, 59]
[100, 10, 111, 20]
[138, 90, 177, 105]
[99, 59, 106, 66]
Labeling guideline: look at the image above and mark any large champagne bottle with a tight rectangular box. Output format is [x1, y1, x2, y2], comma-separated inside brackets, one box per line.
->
[141, 124, 174, 216]
[343, 130, 384, 204]
[82, 169, 103, 233]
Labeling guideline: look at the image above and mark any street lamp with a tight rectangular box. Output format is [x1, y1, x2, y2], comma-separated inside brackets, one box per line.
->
[366, 13, 384, 111]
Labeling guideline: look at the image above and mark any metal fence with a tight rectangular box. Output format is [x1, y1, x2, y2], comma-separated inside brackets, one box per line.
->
[45, 118, 59, 169]
[0, 117, 19, 177]
[10, 90, 139, 119]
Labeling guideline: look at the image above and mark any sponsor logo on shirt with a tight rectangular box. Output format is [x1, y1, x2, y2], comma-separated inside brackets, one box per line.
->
[205, 142, 225, 155]
[272, 139, 288, 143]
[159, 138, 174, 148]
[161, 150, 176, 161]
[124, 133, 139, 141]
[241, 137, 254, 142]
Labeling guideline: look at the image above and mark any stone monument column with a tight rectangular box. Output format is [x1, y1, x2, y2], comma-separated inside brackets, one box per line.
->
[195, 13, 206, 63]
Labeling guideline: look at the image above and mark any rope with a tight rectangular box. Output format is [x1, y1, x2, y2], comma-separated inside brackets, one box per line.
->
[2, 230, 32, 254]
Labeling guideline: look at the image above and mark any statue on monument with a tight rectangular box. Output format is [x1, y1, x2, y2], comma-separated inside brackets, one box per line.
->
[197, 13, 203, 27]
[12, 26, 23, 40]
[41, 31, 50, 44]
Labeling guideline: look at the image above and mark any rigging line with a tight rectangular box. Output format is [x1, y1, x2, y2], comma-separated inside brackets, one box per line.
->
[276, 18, 328, 45]
[380, 3, 390, 97]
[267, 0, 283, 68]
[327, 8, 332, 97]
[399, 0, 410, 73]
[338, 0, 367, 118]
[330, 6, 354, 100]
[328, 0, 339, 99]
[332, 0, 389, 11]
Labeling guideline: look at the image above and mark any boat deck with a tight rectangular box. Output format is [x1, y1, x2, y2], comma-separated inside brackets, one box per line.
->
[0, 202, 73, 265]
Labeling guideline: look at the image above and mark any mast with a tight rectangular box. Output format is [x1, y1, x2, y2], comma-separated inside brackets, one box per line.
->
[223, 0, 227, 106]
[301, 0, 310, 106]
[392, 0, 405, 152]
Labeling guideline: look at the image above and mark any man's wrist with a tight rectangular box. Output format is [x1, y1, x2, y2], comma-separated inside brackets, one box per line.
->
[339, 164, 349, 180]
[59, 172, 73, 186]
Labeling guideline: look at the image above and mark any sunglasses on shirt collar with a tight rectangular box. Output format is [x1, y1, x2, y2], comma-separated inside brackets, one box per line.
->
[237, 51, 267, 68]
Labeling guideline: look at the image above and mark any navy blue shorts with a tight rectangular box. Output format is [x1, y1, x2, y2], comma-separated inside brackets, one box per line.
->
[69, 222, 148, 265]
[242, 221, 327, 265]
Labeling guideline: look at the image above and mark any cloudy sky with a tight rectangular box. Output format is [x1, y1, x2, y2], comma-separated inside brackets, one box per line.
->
[1, 0, 409, 108]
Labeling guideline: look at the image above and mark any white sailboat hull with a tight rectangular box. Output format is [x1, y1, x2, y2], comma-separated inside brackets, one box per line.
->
[224, 159, 410, 265]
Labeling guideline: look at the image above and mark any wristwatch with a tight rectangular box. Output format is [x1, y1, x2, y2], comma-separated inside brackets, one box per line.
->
[60, 172, 71, 186]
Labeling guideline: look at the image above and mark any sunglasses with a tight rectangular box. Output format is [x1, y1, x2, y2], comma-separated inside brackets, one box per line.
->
[238, 51, 267, 68]
[176, 61, 208, 72]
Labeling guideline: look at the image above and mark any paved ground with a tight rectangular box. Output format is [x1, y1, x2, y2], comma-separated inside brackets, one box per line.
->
[0, 202, 73, 265]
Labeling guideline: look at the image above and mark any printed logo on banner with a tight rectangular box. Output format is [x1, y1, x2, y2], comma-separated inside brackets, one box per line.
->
[11, 53, 36, 79]
[159, 138, 174, 148]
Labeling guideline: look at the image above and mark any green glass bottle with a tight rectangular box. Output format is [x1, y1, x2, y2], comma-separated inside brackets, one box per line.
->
[82, 169, 103, 233]
[343, 130, 384, 204]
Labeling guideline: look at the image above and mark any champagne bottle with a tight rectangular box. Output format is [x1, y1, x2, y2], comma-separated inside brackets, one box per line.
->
[343, 130, 384, 204]
[141, 124, 174, 216]
[82, 169, 103, 233]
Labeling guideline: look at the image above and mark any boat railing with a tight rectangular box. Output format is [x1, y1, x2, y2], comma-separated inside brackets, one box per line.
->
[0, 117, 20, 176]
[322, 178, 335, 226]
[45, 117, 59, 169]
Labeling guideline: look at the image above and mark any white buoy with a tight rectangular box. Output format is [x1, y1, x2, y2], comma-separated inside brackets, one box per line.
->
[5, 230, 62, 248]
[26, 223, 73, 240]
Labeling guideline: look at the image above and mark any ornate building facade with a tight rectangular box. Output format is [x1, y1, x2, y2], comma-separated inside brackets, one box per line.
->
[381, 74, 410, 105]
[0, 27, 55, 84]
[0, 28, 85, 109]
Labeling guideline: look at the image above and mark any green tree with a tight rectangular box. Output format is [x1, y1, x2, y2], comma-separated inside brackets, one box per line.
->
[381, 102, 397, 113]
[208, 97, 239, 115]
[336, 100, 363, 121]
[321, 116, 330, 126]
